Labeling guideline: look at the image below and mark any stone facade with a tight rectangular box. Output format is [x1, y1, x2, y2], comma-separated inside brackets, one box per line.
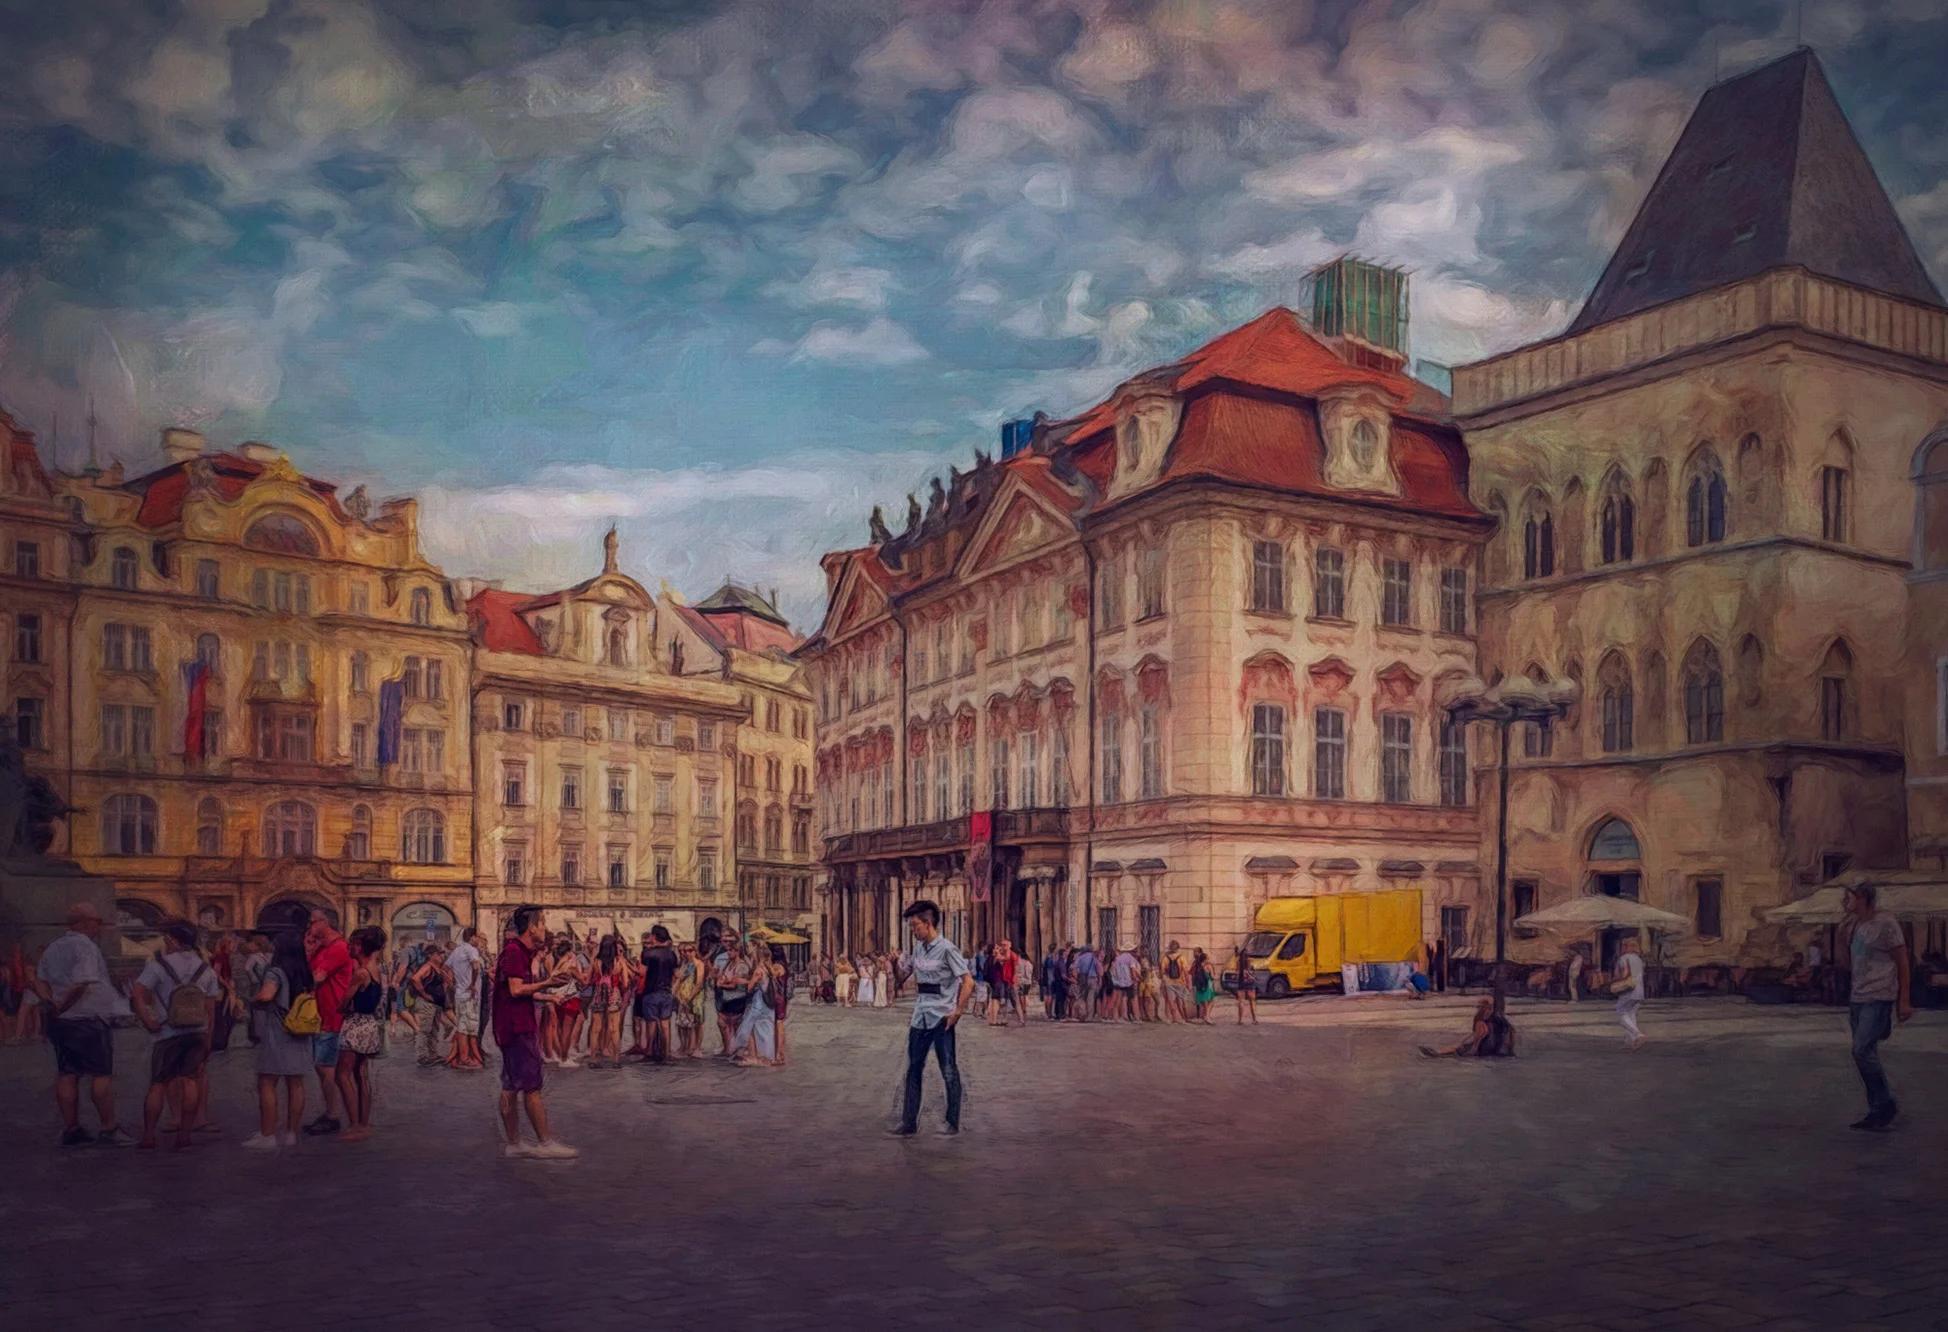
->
[803, 307, 1489, 964]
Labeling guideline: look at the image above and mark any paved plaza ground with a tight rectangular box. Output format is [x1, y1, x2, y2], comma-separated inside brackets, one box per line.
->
[3, 994, 1946, 1330]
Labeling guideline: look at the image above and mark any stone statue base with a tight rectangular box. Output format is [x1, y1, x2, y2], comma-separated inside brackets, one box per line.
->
[0, 857, 118, 954]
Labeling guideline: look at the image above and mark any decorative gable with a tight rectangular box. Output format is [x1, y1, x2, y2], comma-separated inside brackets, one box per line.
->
[957, 480, 1076, 580]
[1316, 386, 1400, 495]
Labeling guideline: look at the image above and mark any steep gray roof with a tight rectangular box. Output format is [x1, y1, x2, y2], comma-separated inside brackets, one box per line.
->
[1570, 48, 1942, 334]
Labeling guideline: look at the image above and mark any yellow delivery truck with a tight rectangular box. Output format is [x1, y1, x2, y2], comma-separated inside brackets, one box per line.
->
[1226, 891, 1423, 997]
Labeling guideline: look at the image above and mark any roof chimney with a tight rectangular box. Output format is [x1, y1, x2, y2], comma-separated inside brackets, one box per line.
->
[239, 441, 279, 463]
[161, 427, 205, 464]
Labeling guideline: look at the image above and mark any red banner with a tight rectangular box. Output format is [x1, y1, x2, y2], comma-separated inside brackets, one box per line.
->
[968, 810, 994, 903]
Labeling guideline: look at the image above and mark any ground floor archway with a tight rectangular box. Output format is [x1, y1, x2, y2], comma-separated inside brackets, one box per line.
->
[391, 900, 457, 944]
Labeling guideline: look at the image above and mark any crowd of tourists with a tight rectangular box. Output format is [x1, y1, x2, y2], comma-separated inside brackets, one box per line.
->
[22, 901, 803, 1156]
[817, 937, 1262, 1026]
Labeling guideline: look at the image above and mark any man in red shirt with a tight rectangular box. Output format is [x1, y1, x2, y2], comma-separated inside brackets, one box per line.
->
[303, 910, 354, 1137]
[494, 906, 577, 1159]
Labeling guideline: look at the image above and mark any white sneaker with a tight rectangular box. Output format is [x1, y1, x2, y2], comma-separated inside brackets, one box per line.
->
[502, 1142, 535, 1158]
[527, 1139, 579, 1160]
[278, 1132, 298, 1148]
[240, 1133, 280, 1151]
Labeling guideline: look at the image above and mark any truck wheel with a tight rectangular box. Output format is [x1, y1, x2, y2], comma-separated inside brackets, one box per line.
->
[1267, 977, 1291, 999]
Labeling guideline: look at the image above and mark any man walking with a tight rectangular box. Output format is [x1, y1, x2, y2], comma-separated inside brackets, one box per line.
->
[1613, 934, 1646, 1049]
[1842, 882, 1912, 1131]
[637, 926, 679, 1062]
[494, 905, 577, 1158]
[131, 921, 220, 1151]
[304, 910, 353, 1135]
[890, 899, 972, 1137]
[34, 902, 132, 1146]
[446, 928, 485, 1070]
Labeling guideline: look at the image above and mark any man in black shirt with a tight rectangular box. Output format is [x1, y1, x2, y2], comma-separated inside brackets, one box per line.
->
[636, 926, 679, 1063]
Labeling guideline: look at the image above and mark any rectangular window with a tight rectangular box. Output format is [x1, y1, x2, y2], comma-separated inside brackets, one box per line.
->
[608, 848, 628, 888]
[1249, 704, 1285, 797]
[1137, 545, 1165, 619]
[959, 626, 975, 674]
[503, 701, 524, 731]
[15, 613, 41, 664]
[402, 656, 423, 699]
[200, 708, 221, 761]
[697, 777, 717, 819]
[990, 734, 1011, 811]
[1381, 559, 1412, 627]
[349, 581, 369, 615]
[1439, 567, 1468, 635]
[194, 559, 219, 599]
[425, 660, 443, 701]
[1438, 719, 1468, 807]
[935, 747, 951, 819]
[295, 643, 309, 685]
[1820, 467, 1848, 543]
[131, 627, 152, 674]
[883, 760, 895, 827]
[654, 774, 674, 814]
[1098, 553, 1123, 630]
[656, 716, 676, 746]
[102, 623, 126, 672]
[1138, 704, 1163, 799]
[349, 653, 368, 693]
[992, 593, 1012, 657]
[1250, 540, 1286, 613]
[278, 714, 313, 762]
[1441, 905, 1469, 956]
[698, 720, 716, 751]
[764, 700, 780, 733]
[911, 760, 928, 822]
[14, 541, 39, 578]
[402, 728, 425, 773]
[563, 706, 583, 739]
[698, 849, 717, 894]
[273, 571, 293, 613]
[766, 757, 781, 791]
[1020, 730, 1039, 809]
[1525, 717, 1555, 758]
[608, 708, 628, 742]
[1099, 709, 1122, 804]
[504, 845, 527, 886]
[102, 704, 127, 758]
[15, 696, 44, 749]
[608, 769, 628, 813]
[502, 762, 526, 807]
[559, 767, 581, 809]
[1693, 876, 1724, 940]
[1512, 879, 1538, 922]
[350, 722, 369, 768]
[423, 728, 444, 773]
[1051, 723, 1071, 806]
[1381, 713, 1413, 803]
[561, 844, 582, 886]
[1312, 547, 1345, 619]
[1313, 707, 1347, 799]
[251, 568, 270, 609]
[294, 575, 310, 616]
[933, 623, 948, 679]
[958, 742, 975, 816]
[654, 851, 672, 890]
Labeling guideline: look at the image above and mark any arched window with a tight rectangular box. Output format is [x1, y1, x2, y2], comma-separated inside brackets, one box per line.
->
[1598, 652, 1633, 753]
[244, 514, 322, 556]
[1915, 431, 1948, 569]
[1818, 431, 1852, 544]
[100, 794, 158, 855]
[1587, 816, 1643, 901]
[1521, 493, 1555, 579]
[1682, 640, 1724, 743]
[195, 798, 223, 855]
[409, 587, 433, 626]
[607, 625, 628, 667]
[1598, 471, 1635, 565]
[402, 808, 445, 864]
[1820, 640, 1853, 742]
[111, 546, 139, 589]
[1685, 450, 1728, 546]
[196, 633, 221, 676]
[263, 801, 317, 858]
[1588, 817, 1642, 861]
[347, 804, 372, 859]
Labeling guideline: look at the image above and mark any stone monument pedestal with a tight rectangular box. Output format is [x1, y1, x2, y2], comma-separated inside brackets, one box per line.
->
[0, 857, 119, 955]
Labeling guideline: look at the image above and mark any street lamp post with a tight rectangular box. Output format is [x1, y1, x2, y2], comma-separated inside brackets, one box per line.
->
[1441, 674, 1580, 1019]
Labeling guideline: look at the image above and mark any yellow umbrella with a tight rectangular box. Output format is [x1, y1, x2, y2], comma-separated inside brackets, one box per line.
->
[748, 925, 811, 944]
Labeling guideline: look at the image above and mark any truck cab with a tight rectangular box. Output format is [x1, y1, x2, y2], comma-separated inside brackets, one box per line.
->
[1229, 928, 1312, 998]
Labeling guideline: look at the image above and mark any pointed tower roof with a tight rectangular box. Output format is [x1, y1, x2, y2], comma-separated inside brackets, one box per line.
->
[1570, 47, 1942, 334]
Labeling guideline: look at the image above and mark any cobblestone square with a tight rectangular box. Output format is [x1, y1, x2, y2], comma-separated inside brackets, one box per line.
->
[3, 997, 1946, 1330]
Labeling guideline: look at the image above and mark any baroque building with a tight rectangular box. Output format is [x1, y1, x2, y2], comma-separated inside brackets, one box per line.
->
[667, 584, 818, 940]
[41, 429, 476, 943]
[1453, 49, 1948, 969]
[464, 535, 749, 943]
[802, 296, 1489, 963]
[3, 410, 78, 791]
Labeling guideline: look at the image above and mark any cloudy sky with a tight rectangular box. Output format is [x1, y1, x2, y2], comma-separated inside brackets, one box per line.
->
[3, 0, 1946, 625]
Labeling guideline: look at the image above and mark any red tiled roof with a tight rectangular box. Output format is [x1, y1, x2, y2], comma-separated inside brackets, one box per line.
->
[674, 603, 729, 654]
[695, 606, 799, 654]
[467, 588, 546, 655]
[128, 451, 349, 528]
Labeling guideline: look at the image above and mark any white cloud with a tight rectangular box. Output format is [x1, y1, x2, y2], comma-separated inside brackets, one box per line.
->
[764, 317, 930, 366]
[454, 302, 530, 338]
[765, 263, 895, 311]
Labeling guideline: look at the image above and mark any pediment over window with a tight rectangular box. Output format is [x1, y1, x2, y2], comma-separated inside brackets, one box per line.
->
[1307, 656, 1356, 693]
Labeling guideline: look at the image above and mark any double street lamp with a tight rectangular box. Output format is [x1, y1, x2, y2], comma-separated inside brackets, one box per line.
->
[1441, 673, 1581, 1017]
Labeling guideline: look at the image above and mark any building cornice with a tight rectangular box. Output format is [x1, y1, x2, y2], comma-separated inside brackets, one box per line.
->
[1478, 535, 1910, 601]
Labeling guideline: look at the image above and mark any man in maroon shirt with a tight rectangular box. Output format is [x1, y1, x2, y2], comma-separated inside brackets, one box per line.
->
[494, 906, 577, 1159]
[303, 910, 353, 1136]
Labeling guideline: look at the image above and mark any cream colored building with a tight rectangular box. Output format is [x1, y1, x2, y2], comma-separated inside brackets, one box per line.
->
[3, 410, 79, 797]
[465, 536, 748, 943]
[45, 429, 476, 944]
[1454, 50, 1946, 970]
[803, 301, 1489, 966]
[665, 584, 817, 939]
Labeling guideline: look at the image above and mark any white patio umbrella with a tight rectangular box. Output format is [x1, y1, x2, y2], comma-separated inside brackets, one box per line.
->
[1768, 879, 1948, 925]
[1514, 895, 1692, 931]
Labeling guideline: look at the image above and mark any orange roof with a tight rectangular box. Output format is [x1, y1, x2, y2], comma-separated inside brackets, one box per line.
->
[467, 588, 546, 655]
[127, 451, 349, 528]
[694, 606, 799, 654]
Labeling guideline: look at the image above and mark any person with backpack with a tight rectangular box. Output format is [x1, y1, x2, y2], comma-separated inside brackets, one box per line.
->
[243, 929, 316, 1150]
[1161, 942, 1191, 1023]
[131, 920, 222, 1151]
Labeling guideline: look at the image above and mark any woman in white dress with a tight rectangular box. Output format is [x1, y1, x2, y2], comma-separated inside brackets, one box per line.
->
[872, 952, 893, 1009]
[855, 957, 875, 1008]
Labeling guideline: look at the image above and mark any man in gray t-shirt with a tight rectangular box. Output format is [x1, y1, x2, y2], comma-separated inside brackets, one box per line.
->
[34, 903, 132, 1147]
[1843, 883, 1912, 1131]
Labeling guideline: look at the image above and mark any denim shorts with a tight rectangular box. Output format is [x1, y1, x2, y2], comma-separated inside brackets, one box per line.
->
[311, 1031, 341, 1066]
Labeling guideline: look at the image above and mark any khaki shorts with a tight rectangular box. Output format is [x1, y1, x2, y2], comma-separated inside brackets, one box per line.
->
[150, 1033, 209, 1086]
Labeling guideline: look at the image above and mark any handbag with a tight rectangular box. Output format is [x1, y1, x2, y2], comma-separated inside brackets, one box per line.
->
[341, 1012, 382, 1055]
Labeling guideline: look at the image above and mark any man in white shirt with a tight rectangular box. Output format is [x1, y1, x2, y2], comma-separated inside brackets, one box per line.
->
[131, 920, 221, 1152]
[1613, 935, 1646, 1050]
[446, 928, 485, 1070]
[34, 902, 132, 1147]
[1843, 883, 1912, 1131]
[889, 899, 972, 1137]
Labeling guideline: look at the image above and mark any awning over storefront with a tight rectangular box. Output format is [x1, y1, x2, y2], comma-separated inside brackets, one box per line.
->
[1767, 872, 1948, 925]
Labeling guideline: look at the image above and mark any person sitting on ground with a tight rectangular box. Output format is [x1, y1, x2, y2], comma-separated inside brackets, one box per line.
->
[1420, 998, 1516, 1058]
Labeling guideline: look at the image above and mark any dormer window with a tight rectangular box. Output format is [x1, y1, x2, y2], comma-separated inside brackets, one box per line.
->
[1318, 393, 1399, 495]
[1351, 419, 1378, 469]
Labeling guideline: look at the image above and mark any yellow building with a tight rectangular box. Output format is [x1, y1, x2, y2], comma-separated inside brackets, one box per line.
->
[665, 584, 818, 940]
[1453, 50, 1946, 970]
[44, 429, 475, 943]
[465, 536, 748, 943]
[3, 410, 79, 799]
[803, 297, 1489, 964]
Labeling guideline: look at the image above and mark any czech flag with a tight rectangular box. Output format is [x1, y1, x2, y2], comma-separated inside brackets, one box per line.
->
[183, 661, 210, 758]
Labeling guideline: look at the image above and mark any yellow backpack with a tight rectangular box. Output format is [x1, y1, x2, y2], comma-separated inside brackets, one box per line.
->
[282, 991, 322, 1037]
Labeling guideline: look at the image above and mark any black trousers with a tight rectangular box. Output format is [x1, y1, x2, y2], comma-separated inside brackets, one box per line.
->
[901, 1020, 962, 1130]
